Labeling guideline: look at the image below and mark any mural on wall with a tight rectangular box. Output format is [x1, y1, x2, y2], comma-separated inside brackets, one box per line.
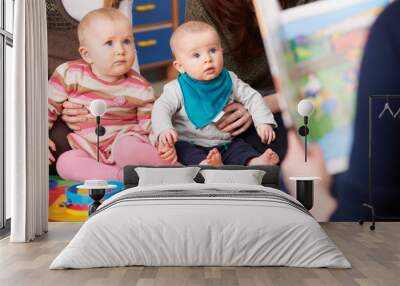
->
[47, 0, 398, 223]
[47, 0, 283, 222]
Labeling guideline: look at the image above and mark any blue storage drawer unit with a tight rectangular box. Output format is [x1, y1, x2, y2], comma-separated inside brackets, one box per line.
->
[179, 0, 186, 24]
[134, 27, 173, 65]
[132, 0, 172, 26]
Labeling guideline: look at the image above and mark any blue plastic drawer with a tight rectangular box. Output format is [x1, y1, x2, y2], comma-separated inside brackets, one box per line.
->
[134, 27, 173, 65]
[132, 0, 172, 26]
[179, 0, 186, 24]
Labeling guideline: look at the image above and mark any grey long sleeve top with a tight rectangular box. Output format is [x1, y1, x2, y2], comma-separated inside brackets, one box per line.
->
[152, 71, 277, 147]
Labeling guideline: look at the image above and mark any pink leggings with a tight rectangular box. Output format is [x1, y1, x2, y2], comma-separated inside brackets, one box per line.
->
[56, 136, 172, 181]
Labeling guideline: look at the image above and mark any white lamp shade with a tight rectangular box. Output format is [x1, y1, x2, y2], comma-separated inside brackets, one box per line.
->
[89, 99, 107, 117]
[297, 99, 314, 117]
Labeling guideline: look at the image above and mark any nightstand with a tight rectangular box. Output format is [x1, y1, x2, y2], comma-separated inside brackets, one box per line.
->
[289, 176, 320, 210]
[76, 182, 117, 215]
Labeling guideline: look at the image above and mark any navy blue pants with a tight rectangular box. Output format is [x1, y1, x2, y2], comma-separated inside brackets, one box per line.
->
[176, 138, 260, 165]
[238, 112, 288, 162]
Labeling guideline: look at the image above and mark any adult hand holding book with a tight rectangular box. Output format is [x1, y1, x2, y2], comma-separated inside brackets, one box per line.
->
[253, 0, 390, 173]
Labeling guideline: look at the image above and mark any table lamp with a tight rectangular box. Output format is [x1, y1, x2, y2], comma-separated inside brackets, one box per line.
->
[78, 99, 115, 215]
[297, 99, 314, 162]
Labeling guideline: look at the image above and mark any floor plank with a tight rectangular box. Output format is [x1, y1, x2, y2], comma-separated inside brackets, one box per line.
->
[0, 222, 399, 286]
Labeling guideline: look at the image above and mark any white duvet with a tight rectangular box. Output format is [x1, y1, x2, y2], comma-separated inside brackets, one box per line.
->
[50, 183, 351, 269]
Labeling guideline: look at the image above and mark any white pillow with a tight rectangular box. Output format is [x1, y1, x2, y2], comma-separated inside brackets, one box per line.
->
[200, 169, 266, 185]
[135, 167, 200, 186]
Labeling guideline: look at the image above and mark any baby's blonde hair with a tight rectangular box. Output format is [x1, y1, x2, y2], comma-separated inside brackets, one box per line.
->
[77, 8, 130, 45]
[170, 21, 220, 56]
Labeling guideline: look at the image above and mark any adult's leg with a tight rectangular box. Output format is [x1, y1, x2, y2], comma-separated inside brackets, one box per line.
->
[56, 149, 122, 181]
[113, 135, 175, 167]
[238, 112, 288, 162]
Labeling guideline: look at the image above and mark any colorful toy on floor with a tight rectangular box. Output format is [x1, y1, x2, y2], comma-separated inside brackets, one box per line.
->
[49, 176, 124, 222]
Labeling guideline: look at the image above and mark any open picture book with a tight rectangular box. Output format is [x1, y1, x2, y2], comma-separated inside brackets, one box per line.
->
[253, 0, 390, 173]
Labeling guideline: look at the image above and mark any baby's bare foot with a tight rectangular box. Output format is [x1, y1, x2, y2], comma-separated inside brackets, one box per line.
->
[206, 148, 223, 166]
[247, 148, 280, 166]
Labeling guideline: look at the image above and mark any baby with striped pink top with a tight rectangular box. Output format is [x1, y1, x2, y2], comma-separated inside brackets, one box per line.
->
[48, 8, 175, 182]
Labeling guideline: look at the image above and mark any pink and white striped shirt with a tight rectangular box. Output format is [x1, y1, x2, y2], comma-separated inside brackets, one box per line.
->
[48, 60, 155, 164]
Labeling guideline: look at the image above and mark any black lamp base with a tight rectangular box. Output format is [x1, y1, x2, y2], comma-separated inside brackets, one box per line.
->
[88, 188, 105, 215]
[296, 180, 314, 210]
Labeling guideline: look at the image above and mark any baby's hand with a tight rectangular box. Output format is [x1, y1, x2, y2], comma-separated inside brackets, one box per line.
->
[49, 138, 56, 165]
[157, 142, 178, 164]
[159, 128, 178, 147]
[256, 124, 276, 144]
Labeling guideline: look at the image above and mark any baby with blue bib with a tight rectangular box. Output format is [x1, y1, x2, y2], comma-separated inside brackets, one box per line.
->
[152, 21, 279, 166]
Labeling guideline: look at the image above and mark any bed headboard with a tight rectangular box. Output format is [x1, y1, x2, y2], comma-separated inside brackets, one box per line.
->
[123, 165, 280, 189]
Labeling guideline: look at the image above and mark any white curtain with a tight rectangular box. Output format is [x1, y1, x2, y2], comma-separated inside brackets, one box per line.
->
[7, 0, 49, 242]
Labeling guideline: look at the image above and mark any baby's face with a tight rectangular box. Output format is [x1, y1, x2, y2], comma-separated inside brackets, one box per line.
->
[174, 30, 224, 81]
[81, 17, 135, 82]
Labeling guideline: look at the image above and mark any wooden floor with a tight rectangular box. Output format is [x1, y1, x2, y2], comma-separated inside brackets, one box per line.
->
[0, 222, 399, 286]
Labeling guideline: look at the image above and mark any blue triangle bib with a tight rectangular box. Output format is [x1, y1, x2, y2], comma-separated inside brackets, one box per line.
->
[177, 68, 232, 129]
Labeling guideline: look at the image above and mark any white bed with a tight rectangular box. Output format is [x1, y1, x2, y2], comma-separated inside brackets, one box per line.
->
[50, 182, 351, 269]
